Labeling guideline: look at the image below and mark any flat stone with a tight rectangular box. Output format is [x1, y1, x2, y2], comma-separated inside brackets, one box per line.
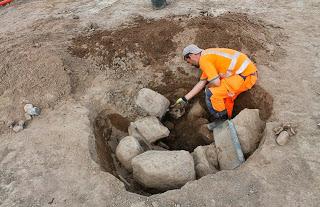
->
[232, 109, 265, 155]
[276, 130, 290, 146]
[128, 116, 170, 143]
[136, 88, 170, 118]
[214, 121, 242, 170]
[214, 109, 265, 170]
[24, 104, 33, 112]
[132, 150, 195, 190]
[205, 144, 219, 169]
[192, 145, 218, 178]
[116, 136, 144, 171]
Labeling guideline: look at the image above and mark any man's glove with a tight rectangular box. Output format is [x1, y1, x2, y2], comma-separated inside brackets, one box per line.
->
[169, 97, 188, 119]
[174, 97, 188, 107]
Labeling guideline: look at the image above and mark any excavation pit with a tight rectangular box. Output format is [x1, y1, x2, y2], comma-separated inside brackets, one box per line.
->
[92, 89, 270, 195]
[70, 13, 283, 196]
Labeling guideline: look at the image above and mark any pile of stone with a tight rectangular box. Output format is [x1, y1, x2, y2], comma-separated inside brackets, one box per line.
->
[8, 103, 41, 133]
[115, 88, 196, 190]
[115, 88, 266, 191]
[273, 123, 296, 146]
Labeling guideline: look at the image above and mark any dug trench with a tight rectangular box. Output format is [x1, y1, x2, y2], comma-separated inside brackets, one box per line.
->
[69, 13, 283, 195]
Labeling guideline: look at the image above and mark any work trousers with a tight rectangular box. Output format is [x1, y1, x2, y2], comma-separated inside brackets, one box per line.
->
[205, 73, 257, 118]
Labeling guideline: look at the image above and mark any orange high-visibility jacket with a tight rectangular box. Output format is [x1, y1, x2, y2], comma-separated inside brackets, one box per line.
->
[199, 48, 256, 82]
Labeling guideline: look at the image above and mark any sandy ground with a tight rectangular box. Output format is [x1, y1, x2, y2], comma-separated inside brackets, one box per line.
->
[1, 0, 320, 206]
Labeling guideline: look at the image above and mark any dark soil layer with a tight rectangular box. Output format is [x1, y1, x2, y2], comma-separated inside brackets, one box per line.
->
[233, 85, 273, 120]
[107, 113, 130, 132]
[69, 16, 183, 67]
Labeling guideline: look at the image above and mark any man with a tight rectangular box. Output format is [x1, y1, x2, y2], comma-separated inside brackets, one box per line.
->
[176, 44, 257, 120]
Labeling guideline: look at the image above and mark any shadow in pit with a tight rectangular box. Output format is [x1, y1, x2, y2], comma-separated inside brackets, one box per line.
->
[91, 83, 273, 196]
[233, 84, 273, 120]
[93, 110, 116, 174]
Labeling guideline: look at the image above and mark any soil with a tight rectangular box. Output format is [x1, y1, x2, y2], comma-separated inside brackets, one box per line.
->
[107, 113, 130, 133]
[69, 16, 183, 67]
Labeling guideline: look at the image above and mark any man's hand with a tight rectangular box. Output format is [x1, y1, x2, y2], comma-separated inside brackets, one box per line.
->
[173, 97, 188, 107]
[169, 97, 188, 119]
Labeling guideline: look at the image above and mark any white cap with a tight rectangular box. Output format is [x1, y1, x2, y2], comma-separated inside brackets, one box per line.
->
[182, 44, 203, 57]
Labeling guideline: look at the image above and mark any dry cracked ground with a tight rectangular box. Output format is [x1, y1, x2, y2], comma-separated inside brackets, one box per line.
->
[1, 0, 320, 206]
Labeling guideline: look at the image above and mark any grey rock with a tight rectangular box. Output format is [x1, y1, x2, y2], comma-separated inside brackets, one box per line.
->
[24, 104, 33, 113]
[132, 150, 195, 190]
[128, 116, 169, 143]
[276, 130, 290, 146]
[24, 104, 41, 116]
[214, 121, 242, 170]
[205, 144, 219, 169]
[192, 145, 218, 178]
[214, 109, 265, 170]
[130, 201, 146, 207]
[136, 88, 170, 118]
[128, 122, 141, 139]
[232, 109, 265, 155]
[116, 136, 144, 171]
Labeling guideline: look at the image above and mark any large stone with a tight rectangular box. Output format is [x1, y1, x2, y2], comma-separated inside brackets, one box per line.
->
[132, 150, 195, 190]
[232, 109, 265, 155]
[214, 121, 242, 170]
[214, 109, 265, 170]
[136, 88, 170, 118]
[116, 136, 144, 171]
[128, 116, 170, 143]
[192, 145, 218, 178]
[205, 144, 219, 169]
[276, 130, 290, 146]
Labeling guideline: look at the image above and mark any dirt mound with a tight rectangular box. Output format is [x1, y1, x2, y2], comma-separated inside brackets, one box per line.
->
[69, 16, 183, 67]
[0, 48, 71, 123]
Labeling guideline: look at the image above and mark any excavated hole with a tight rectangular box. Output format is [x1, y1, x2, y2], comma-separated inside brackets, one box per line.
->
[71, 13, 283, 196]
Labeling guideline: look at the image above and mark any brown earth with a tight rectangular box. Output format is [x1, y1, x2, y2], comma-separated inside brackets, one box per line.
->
[69, 16, 183, 67]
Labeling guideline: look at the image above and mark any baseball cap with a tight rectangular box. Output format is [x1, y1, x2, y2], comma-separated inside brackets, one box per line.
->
[182, 44, 203, 58]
